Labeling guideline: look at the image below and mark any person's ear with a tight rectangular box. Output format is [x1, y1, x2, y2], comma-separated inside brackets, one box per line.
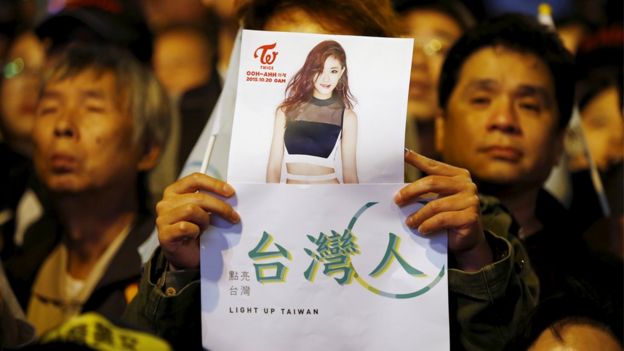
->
[435, 109, 446, 154]
[137, 139, 162, 172]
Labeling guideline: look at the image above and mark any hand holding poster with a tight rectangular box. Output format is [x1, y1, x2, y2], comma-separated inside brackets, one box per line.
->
[199, 30, 450, 350]
[201, 184, 448, 350]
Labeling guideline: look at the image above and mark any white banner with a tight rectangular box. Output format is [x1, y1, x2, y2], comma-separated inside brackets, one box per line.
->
[201, 184, 449, 351]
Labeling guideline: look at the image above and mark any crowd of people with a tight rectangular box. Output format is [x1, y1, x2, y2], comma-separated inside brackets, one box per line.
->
[0, 0, 621, 350]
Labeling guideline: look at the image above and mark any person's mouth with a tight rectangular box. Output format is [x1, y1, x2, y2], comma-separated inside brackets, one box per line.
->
[480, 146, 523, 162]
[50, 153, 78, 173]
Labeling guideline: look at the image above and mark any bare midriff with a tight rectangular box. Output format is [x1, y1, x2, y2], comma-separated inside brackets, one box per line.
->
[285, 162, 339, 184]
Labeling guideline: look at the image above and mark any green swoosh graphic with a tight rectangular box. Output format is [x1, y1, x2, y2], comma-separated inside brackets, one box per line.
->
[346, 202, 446, 299]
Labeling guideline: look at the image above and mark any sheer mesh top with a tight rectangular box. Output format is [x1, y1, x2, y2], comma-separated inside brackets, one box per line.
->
[283, 96, 344, 168]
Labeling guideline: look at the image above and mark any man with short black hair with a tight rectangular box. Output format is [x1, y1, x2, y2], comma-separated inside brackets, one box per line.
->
[435, 14, 621, 307]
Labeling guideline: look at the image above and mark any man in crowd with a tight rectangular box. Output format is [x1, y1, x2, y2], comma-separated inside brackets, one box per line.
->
[435, 13, 622, 317]
[4, 44, 170, 336]
[124, 4, 539, 350]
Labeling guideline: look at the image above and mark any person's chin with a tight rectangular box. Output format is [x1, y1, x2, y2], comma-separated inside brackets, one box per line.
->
[474, 165, 525, 185]
[45, 175, 86, 194]
[316, 89, 332, 97]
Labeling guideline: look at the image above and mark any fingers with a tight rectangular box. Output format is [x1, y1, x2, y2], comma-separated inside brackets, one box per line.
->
[159, 227, 201, 271]
[404, 148, 468, 177]
[156, 174, 240, 271]
[405, 193, 480, 232]
[158, 220, 202, 245]
[157, 201, 212, 234]
[157, 191, 239, 224]
[164, 172, 235, 198]
[395, 174, 476, 205]
[415, 209, 479, 236]
[155, 192, 239, 262]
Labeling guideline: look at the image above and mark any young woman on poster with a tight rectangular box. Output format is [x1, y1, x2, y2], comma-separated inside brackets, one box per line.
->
[266, 40, 359, 184]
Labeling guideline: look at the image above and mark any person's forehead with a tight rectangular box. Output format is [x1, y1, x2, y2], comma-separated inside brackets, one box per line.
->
[156, 29, 207, 46]
[263, 7, 355, 35]
[403, 9, 462, 39]
[458, 46, 554, 88]
[41, 67, 130, 112]
[154, 34, 209, 60]
[530, 324, 622, 351]
[324, 56, 341, 64]
[46, 68, 117, 93]
[10, 33, 38, 54]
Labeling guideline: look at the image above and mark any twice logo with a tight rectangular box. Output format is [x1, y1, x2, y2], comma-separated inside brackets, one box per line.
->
[254, 43, 279, 65]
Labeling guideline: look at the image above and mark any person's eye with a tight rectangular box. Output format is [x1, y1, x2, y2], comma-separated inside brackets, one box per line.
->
[519, 100, 541, 113]
[37, 101, 58, 116]
[331, 69, 339, 74]
[38, 106, 57, 115]
[470, 96, 491, 107]
[86, 105, 105, 113]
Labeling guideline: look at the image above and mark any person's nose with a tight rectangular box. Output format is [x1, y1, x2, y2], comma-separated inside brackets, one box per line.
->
[52, 106, 78, 139]
[412, 44, 429, 72]
[320, 71, 330, 82]
[487, 96, 522, 135]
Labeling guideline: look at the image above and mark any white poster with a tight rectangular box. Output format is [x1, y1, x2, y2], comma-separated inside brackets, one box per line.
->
[194, 30, 451, 351]
[227, 30, 412, 184]
[201, 184, 449, 351]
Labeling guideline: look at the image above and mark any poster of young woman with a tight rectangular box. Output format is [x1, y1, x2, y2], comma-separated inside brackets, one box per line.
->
[227, 30, 412, 184]
[197, 30, 450, 351]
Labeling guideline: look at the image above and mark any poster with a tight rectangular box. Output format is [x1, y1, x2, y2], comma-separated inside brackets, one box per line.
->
[227, 30, 412, 184]
[200, 184, 449, 351]
[195, 30, 450, 350]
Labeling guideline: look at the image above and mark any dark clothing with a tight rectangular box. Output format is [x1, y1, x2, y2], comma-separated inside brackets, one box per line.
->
[570, 162, 623, 254]
[4, 211, 155, 321]
[0, 143, 31, 215]
[0, 143, 46, 258]
[523, 189, 589, 299]
[124, 195, 538, 351]
[284, 96, 344, 159]
[124, 247, 202, 351]
[449, 195, 539, 351]
[525, 190, 622, 298]
[569, 168, 605, 233]
[0, 262, 35, 349]
[177, 74, 221, 172]
[522, 189, 623, 332]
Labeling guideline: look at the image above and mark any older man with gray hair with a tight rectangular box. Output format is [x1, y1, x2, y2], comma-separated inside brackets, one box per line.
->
[4, 43, 171, 336]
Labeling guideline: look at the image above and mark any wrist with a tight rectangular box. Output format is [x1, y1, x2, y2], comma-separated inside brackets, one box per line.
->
[454, 235, 493, 272]
[162, 247, 199, 271]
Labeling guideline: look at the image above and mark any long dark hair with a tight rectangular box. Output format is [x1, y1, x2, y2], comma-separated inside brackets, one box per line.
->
[279, 40, 355, 119]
